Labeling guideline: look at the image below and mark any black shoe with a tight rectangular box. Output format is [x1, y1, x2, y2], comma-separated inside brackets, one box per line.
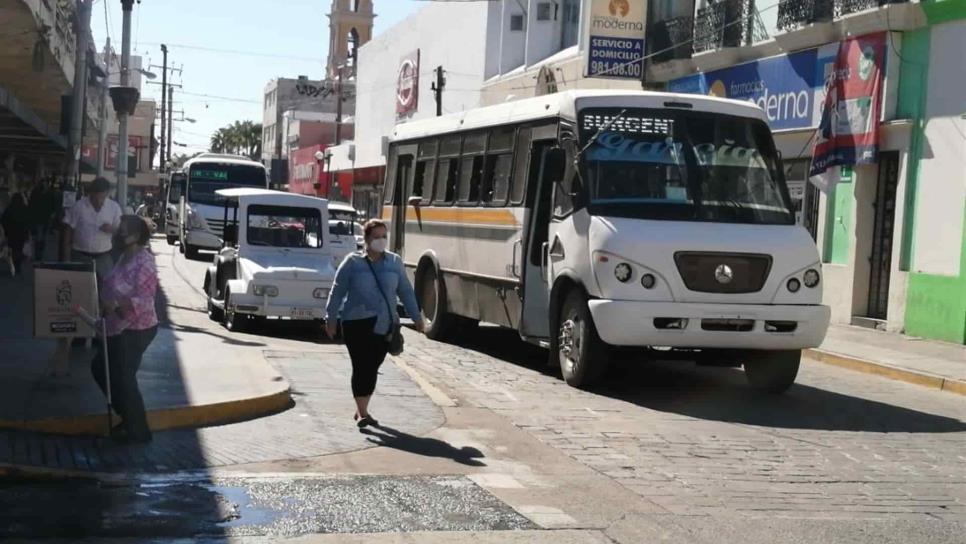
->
[357, 415, 379, 429]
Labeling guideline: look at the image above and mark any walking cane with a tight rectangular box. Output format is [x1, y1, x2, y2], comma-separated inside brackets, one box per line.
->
[74, 305, 113, 436]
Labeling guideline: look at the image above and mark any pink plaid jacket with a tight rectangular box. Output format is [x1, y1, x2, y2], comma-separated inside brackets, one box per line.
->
[101, 249, 159, 336]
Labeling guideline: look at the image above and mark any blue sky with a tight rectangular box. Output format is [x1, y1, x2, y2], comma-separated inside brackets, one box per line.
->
[91, 0, 423, 156]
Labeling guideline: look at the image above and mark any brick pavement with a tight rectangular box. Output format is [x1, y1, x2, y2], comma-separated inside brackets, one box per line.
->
[394, 326, 966, 521]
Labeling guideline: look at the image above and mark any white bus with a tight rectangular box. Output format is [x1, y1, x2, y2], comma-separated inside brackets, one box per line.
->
[178, 153, 269, 259]
[383, 90, 830, 392]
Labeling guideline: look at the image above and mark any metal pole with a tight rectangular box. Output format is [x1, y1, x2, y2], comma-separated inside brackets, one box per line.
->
[96, 37, 111, 177]
[159, 45, 168, 173]
[335, 66, 343, 146]
[167, 86, 174, 163]
[68, 0, 92, 185]
[116, 0, 135, 211]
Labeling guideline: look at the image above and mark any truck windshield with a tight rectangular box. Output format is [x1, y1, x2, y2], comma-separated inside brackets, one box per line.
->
[188, 163, 267, 207]
[167, 175, 185, 204]
[578, 108, 794, 225]
[247, 204, 324, 249]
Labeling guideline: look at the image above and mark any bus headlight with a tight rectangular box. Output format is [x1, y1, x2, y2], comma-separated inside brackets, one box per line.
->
[787, 278, 802, 293]
[614, 263, 632, 283]
[254, 285, 279, 297]
[641, 273, 657, 289]
[313, 288, 329, 299]
[803, 269, 821, 288]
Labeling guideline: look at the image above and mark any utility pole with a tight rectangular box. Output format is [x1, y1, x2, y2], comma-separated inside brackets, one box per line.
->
[159, 44, 168, 173]
[95, 37, 111, 177]
[116, 0, 136, 210]
[167, 85, 174, 163]
[67, 0, 92, 185]
[431, 66, 446, 117]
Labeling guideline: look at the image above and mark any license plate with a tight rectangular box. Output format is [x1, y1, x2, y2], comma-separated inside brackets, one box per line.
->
[291, 308, 315, 319]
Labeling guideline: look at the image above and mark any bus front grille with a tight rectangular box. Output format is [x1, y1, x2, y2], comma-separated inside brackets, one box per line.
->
[674, 252, 772, 294]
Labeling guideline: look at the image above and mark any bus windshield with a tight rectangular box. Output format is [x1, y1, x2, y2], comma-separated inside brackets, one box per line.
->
[188, 163, 267, 207]
[578, 108, 794, 225]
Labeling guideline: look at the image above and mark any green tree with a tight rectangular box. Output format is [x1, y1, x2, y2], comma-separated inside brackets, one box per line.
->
[209, 121, 262, 161]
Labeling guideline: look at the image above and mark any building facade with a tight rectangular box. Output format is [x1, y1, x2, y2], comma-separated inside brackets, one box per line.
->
[644, 0, 965, 344]
[333, 0, 494, 217]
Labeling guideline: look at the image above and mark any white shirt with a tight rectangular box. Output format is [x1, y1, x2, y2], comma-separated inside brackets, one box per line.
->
[64, 196, 122, 254]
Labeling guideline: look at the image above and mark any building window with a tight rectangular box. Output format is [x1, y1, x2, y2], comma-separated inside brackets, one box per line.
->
[536, 2, 553, 21]
[510, 14, 525, 32]
[561, 0, 580, 49]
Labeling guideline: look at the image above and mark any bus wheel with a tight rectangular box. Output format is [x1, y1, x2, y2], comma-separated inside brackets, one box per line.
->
[167, 234, 177, 246]
[556, 290, 609, 388]
[743, 350, 801, 393]
[420, 265, 453, 340]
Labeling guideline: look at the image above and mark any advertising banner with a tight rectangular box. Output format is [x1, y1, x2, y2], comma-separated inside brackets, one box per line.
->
[668, 47, 837, 131]
[396, 50, 420, 118]
[105, 135, 142, 170]
[809, 32, 887, 185]
[585, 0, 647, 79]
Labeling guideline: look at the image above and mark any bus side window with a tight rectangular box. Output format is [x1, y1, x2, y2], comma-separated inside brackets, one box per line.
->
[458, 132, 486, 205]
[435, 136, 461, 205]
[415, 139, 438, 204]
[384, 146, 399, 205]
[482, 126, 515, 206]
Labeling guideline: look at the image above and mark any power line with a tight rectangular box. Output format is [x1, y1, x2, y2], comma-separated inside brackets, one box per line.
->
[139, 41, 323, 63]
[178, 90, 261, 104]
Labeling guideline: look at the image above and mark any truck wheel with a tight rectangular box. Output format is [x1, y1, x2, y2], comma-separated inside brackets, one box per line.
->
[167, 234, 177, 246]
[743, 350, 801, 393]
[223, 290, 246, 332]
[555, 290, 609, 388]
[420, 265, 454, 341]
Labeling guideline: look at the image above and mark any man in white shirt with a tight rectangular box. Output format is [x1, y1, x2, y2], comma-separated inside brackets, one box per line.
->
[62, 176, 122, 280]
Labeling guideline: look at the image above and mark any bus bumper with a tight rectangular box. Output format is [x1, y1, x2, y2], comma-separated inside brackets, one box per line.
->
[587, 300, 830, 350]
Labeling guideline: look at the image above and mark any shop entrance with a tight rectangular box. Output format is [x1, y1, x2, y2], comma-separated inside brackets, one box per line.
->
[866, 151, 900, 321]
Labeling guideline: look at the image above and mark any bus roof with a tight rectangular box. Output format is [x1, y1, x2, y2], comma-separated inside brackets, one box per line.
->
[183, 153, 266, 168]
[215, 188, 326, 206]
[391, 90, 769, 142]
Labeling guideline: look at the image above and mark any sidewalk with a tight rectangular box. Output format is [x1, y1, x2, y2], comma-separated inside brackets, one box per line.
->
[0, 237, 291, 437]
[807, 324, 966, 395]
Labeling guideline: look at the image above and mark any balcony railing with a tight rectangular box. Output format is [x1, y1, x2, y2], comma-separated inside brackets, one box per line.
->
[648, 15, 696, 63]
[836, 0, 908, 18]
[692, 0, 769, 55]
[777, 0, 834, 31]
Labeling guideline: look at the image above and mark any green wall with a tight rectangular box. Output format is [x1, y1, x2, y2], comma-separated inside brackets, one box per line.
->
[825, 170, 854, 265]
[899, 14, 966, 344]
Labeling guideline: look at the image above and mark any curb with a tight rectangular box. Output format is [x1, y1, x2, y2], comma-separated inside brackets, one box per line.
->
[0, 386, 293, 437]
[805, 349, 966, 396]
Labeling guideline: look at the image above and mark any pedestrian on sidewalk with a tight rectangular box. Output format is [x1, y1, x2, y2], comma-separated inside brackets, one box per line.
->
[325, 219, 425, 429]
[1, 193, 31, 276]
[91, 215, 159, 444]
[62, 176, 122, 347]
[28, 180, 55, 261]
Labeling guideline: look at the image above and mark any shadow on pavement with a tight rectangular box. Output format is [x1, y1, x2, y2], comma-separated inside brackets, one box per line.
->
[441, 325, 966, 435]
[361, 425, 486, 467]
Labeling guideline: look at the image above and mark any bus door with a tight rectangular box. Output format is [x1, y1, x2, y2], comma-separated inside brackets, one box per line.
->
[519, 133, 560, 340]
[387, 144, 417, 253]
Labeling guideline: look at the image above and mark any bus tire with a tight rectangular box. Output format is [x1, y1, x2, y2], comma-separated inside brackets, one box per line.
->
[419, 265, 453, 341]
[167, 234, 177, 246]
[556, 289, 609, 388]
[743, 350, 801, 393]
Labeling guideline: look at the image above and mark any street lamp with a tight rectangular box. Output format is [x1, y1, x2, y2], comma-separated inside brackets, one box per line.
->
[136, 68, 157, 79]
[184, 117, 197, 123]
[314, 149, 333, 197]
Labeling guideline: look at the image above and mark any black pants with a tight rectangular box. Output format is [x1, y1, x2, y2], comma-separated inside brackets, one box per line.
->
[342, 317, 389, 398]
[91, 326, 158, 439]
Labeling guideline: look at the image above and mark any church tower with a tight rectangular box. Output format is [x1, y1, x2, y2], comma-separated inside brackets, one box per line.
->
[326, 0, 375, 78]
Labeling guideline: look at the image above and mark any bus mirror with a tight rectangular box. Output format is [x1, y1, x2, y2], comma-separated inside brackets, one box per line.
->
[545, 147, 567, 184]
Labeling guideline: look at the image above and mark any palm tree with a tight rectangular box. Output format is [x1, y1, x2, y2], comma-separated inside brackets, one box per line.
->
[209, 121, 262, 159]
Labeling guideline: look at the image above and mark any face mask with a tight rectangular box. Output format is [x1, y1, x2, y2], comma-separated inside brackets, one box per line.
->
[368, 237, 388, 253]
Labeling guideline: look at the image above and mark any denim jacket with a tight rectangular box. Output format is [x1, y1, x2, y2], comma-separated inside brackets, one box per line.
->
[325, 251, 420, 336]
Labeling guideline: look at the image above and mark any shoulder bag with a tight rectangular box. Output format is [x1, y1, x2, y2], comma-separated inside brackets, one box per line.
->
[365, 256, 404, 356]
